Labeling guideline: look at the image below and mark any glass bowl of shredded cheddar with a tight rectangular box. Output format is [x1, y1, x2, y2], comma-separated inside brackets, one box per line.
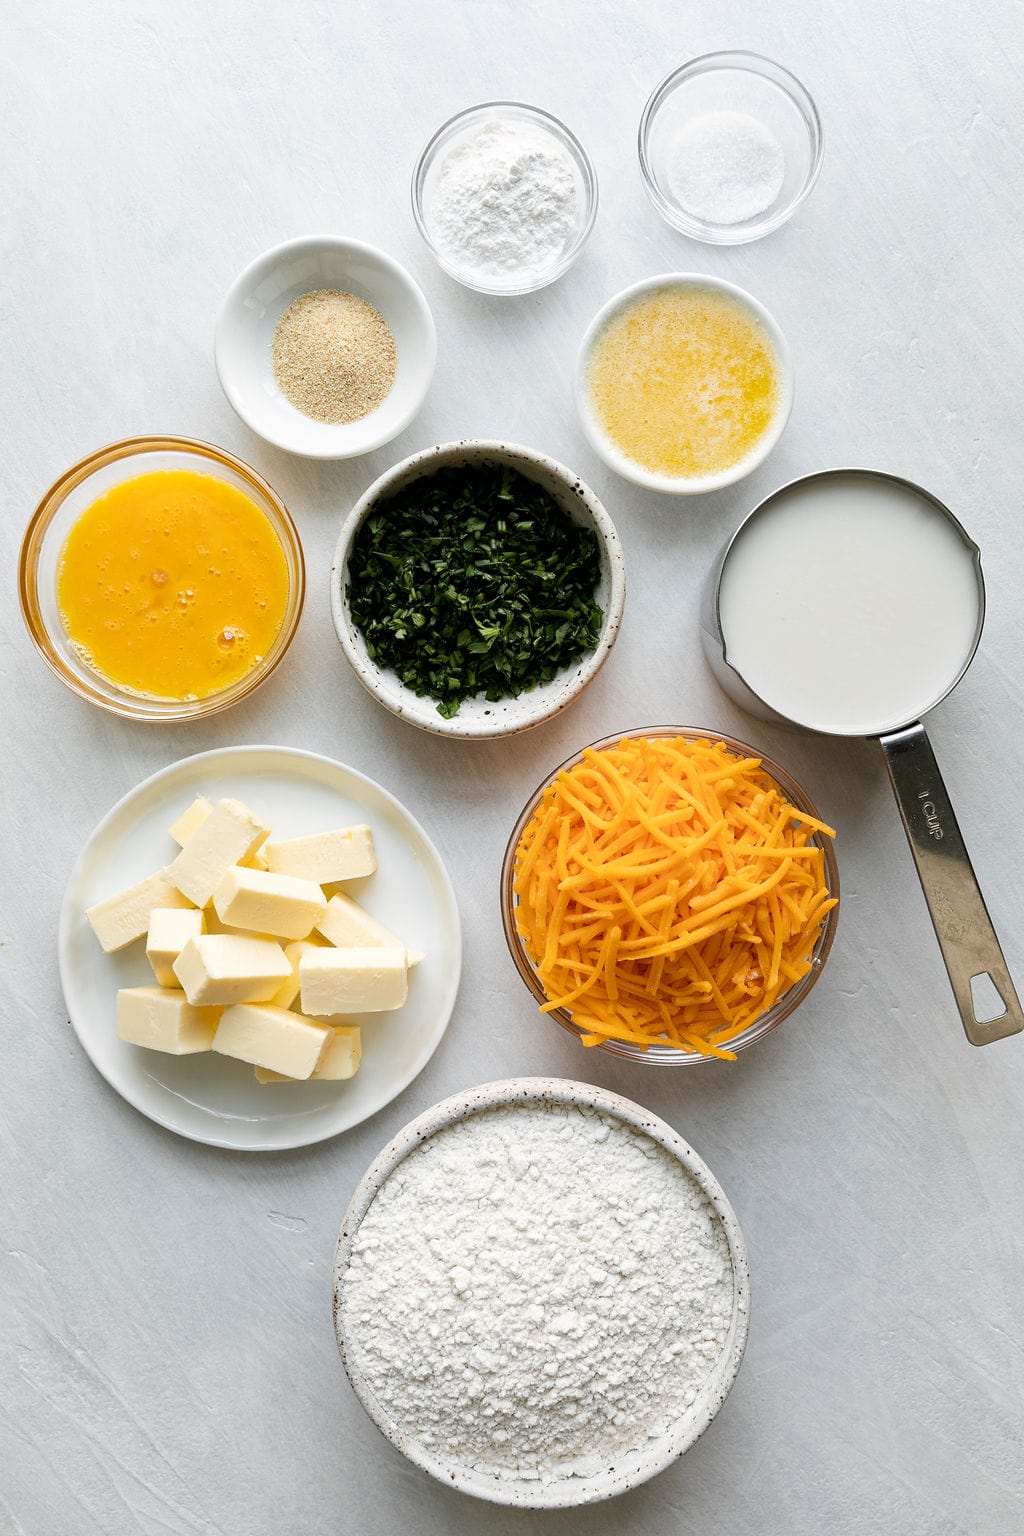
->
[501, 729, 839, 1063]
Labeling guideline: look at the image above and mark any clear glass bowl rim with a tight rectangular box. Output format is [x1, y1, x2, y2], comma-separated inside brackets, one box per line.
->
[410, 99, 599, 295]
[18, 433, 305, 723]
[500, 725, 840, 1066]
[637, 50, 825, 244]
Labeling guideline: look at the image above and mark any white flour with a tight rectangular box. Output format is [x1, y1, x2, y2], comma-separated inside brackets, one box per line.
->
[425, 120, 579, 282]
[341, 1101, 735, 1483]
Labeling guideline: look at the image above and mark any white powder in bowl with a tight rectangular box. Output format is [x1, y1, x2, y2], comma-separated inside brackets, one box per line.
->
[668, 110, 786, 225]
[339, 1101, 736, 1484]
[424, 120, 580, 283]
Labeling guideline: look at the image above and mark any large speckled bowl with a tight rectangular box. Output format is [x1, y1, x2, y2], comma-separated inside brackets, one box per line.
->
[332, 1076, 750, 1508]
[330, 442, 626, 738]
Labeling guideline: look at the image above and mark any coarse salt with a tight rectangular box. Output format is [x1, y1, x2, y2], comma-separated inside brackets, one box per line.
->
[668, 110, 786, 226]
[339, 1100, 737, 1484]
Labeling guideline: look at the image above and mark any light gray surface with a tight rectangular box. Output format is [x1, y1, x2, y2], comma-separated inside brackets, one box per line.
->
[2, 3, 1022, 1533]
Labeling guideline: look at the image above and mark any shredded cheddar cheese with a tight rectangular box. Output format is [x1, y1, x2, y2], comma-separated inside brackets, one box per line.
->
[513, 735, 837, 1058]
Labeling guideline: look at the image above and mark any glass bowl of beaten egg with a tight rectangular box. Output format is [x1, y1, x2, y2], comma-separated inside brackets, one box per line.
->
[19, 436, 305, 722]
[575, 274, 793, 494]
[500, 727, 840, 1066]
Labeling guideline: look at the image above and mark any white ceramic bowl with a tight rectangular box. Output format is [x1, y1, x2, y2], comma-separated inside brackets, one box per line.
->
[330, 441, 626, 738]
[575, 273, 793, 495]
[332, 1076, 750, 1508]
[215, 236, 436, 459]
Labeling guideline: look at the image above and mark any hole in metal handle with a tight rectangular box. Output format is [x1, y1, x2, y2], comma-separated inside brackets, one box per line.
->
[969, 972, 1009, 1025]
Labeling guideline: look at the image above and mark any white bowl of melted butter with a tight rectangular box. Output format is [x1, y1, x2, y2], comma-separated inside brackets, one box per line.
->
[576, 273, 793, 494]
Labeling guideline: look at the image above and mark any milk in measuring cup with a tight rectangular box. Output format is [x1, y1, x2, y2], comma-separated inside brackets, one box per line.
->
[718, 474, 982, 735]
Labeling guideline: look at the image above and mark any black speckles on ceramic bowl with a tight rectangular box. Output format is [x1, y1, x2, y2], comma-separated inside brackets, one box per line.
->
[331, 1076, 750, 1508]
[329, 442, 627, 739]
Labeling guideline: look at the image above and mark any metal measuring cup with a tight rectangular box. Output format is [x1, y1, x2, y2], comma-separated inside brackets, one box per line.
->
[701, 468, 1023, 1047]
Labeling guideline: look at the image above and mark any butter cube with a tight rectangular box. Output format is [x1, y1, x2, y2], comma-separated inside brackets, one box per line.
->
[300, 946, 407, 1015]
[164, 798, 271, 907]
[117, 987, 221, 1054]
[86, 871, 194, 953]
[146, 907, 205, 986]
[212, 866, 326, 942]
[269, 938, 327, 1009]
[266, 825, 376, 883]
[317, 892, 404, 951]
[202, 909, 276, 941]
[168, 795, 213, 847]
[172, 934, 290, 1007]
[314, 1023, 362, 1079]
[245, 844, 270, 871]
[255, 1024, 361, 1082]
[213, 1003, 330, 1079]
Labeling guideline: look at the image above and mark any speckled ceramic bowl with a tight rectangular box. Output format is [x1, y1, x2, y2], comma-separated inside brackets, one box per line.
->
[330, 442, 626, 738]
[332, 1076, 750, 1508]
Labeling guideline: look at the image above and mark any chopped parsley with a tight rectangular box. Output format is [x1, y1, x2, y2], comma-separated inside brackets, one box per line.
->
[346, 462, 604, 718]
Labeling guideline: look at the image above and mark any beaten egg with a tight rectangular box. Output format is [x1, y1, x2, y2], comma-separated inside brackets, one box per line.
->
[58, 470, 289, 700]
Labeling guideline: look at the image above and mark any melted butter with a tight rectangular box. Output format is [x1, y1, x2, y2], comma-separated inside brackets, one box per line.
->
[586, 286, 781, 479]
[58, 470, 288, 700]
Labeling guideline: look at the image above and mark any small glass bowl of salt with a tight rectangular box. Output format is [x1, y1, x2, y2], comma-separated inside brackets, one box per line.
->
[412, 101, 598, 295]
[639, 51, 823, 244]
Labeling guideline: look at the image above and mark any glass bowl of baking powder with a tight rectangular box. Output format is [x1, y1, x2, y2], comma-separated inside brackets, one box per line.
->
[412, 101, 598, 295]
[333, 1077, 750, 1508]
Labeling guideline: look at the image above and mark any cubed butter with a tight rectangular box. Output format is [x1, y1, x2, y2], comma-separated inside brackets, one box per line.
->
[316, 892, 405, 950]
[300, 946, 407, 1015]
[254, 1024, 361, 1082]
[268, 938, 327, 1010]
[266, 825, 376, 883]
[172, 934, 290, 1007]
[245, 844, 270, 871]
[312, 1023, 362, 1079]
[168, 795, 213, 847]
[202, 909, 276, 941]
[212, 866, 326, 941]
[146, 907, 205, 986]
[116, 987, 221, 1054]
[213, 1003, 330, 1079]
[86, 871, 194, 954]
[164, 798, 271, 907]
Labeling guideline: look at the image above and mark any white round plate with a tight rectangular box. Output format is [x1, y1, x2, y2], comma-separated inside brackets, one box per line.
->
[59, 746, 462, 1150]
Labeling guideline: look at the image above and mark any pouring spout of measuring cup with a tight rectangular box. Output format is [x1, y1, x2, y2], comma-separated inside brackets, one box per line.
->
[879, 722, 1023, 1046]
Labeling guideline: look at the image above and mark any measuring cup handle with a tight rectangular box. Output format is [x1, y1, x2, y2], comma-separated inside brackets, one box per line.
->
[879, 722, 1023, 1046]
